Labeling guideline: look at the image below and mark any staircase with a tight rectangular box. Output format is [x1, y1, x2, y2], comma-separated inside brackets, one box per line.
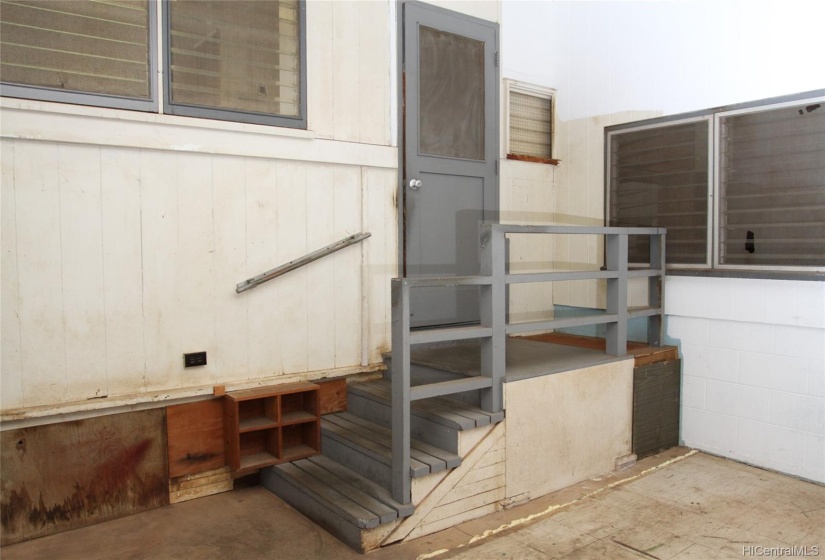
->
[261, 358, 504, 552]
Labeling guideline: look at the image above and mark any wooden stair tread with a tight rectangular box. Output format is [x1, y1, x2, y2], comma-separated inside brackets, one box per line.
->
[321, 414, 460, 477]
[271, 463, 381, 529]
[306, 455, 414, 518]
[348, 380, 502, 430]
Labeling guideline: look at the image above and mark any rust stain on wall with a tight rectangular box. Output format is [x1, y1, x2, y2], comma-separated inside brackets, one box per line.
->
[1, 409, 168, 545]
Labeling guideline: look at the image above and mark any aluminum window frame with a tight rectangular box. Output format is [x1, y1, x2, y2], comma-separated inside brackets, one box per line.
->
[604, 89, 825, 278]
[162, 0, 307, 129]
[712, 95, 825, 273]
[605, 115, 714, 269]
[0, 0, 159, 113]
[504, 79, 556, 160]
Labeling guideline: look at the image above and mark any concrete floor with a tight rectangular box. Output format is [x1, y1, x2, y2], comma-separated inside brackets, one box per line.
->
[4, 448, 823, 560]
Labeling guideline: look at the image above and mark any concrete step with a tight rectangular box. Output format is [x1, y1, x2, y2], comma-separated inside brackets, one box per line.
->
[261, 455, 413, 553]
[320, 412, 461, 490]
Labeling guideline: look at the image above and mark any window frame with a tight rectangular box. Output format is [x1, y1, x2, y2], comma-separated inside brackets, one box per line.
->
[504, 79, 557, 163]
[605, 89, 825, 274]
[0, 0, 159, 113]
[0, 0, 307, 129]
[162, 0, 307, 129]
[712, 97, 825, 273]
[606, 115, 714, 269]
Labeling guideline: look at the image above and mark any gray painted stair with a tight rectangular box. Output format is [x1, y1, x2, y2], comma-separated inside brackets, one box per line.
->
[263, 369, 504, 552]
[261, 455, 414, 552]
[347, 380, 504, 453]
[321, 412, 461, 489]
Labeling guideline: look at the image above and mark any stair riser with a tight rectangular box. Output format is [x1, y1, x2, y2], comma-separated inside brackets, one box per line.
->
[322, 434, 393, 490]
[347, 392, 459, 453]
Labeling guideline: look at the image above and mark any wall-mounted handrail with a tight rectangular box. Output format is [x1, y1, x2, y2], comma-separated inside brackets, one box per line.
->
[236, 232, 371, 293]
[390, 224, 666, 504]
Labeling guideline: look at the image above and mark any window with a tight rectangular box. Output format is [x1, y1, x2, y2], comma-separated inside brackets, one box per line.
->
[607, 91, 825, 272]
[505, 81, 556, 163]
[608, 118, 711, 266]
[0, 0, 155, 111]
[0, 0, 306, 128]
[717, 103, 825, 268]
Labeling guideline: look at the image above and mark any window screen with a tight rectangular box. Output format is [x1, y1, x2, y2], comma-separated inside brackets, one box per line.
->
[509, 91, 552, 159]
[167, 0, 303, 124]
[719, 103, 825, 267]
[608, 121, 710, 265]
[0, 0, 151, 99]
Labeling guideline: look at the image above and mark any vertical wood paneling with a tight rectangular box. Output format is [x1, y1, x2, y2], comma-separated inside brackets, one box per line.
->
[305, 165, 336, 371]
[365, 167, 395, 363]
[14, 141, 66, 406]
[332, 1, 361, 142]
[245, 158, 281, 377]
[358, 2, 390, 145]
[277, 161, 309, 373]
[59, 144, 108, 401]
[333, 166, 362, 368]
[1, 140, 23, 409]
[212, 156, 249, 382]
[101, 148, 146, 395]
[176, 154, 217, 384]
[140, 150, 181, 392]
[306, 1, 334, 139]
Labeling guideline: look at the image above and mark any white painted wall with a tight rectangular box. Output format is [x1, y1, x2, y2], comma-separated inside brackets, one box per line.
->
[502, 0, 825, 481]
[0, 1, 397, 415]
[668, 276, 825, 483]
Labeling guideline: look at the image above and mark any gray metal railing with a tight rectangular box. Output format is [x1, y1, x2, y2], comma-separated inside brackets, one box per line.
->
[390, 225, 666, 504]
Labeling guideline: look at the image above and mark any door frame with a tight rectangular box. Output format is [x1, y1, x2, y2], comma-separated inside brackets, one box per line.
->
[395, 0, 500, 279]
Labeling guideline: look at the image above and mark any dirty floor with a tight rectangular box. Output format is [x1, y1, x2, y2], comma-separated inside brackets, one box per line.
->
[4, 449, 824, 560]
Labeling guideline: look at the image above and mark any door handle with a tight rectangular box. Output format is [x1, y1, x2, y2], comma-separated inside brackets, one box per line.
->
[408, 179, 422, 190]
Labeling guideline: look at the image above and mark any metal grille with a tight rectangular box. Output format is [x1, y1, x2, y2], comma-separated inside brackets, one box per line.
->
[719, 103, 825, 267]
[168, 0, 300, 118]
[509, 91, 552, 158]
[0, 0, 151, 99]
[609, 121, 710, 265]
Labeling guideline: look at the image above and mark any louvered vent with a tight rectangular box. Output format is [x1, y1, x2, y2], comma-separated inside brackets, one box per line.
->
[509, 91, 552, 159]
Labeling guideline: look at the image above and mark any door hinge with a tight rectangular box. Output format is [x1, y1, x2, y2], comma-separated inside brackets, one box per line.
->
[495, 160, 499, 175]
[495, 51, 499, 67]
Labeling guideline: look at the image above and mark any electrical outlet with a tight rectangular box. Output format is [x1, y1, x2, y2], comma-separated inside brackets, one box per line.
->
[184, 351, 207, 368]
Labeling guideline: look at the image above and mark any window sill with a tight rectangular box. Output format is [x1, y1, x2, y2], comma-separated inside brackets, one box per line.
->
[506, 153, 560, 165]
[666, 268, 825, 282]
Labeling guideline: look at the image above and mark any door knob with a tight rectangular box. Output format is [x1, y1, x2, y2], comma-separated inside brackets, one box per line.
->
[408, 179, 422, 190]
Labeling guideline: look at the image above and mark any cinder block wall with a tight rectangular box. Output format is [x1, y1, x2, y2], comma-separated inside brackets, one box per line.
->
[666, 276, 824, 483]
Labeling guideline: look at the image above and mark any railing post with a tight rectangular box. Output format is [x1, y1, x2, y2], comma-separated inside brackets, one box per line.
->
[479, 225, 505, 413]
[648, 231, 666, 347]
[605, 233, 628, 356]
[390, 278, 411, 504]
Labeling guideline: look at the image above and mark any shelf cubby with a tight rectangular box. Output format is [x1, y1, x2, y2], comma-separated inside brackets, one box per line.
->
[224, 382, 320, 473]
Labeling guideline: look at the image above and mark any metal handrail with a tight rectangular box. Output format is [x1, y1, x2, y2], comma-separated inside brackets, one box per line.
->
[236, 232, 371, 293]
[390, 225, 666, 504]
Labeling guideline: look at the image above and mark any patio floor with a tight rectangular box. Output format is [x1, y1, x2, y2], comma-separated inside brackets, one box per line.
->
[3, 448, 823, 560]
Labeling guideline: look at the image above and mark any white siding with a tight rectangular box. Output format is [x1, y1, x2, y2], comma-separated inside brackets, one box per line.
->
[0, 0, 398, 414]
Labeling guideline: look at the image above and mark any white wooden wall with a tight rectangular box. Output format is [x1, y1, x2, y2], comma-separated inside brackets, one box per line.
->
[0, 1, 397, 413]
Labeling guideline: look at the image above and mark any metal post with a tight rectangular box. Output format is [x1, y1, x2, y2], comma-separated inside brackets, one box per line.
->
[648, 232, 666, 347]
[480, 225, 505, 413]
[605, 233, 628, 356]
[390, 279, 411, 504]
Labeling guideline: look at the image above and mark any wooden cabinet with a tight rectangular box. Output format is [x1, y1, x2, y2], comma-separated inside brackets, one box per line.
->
[224, 382, 320, 473]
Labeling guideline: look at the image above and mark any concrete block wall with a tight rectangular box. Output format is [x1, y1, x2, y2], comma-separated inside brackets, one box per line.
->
[666, 275, 825, 483]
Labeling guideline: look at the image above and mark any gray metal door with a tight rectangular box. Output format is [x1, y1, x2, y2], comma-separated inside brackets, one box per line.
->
[402, 2, 499, 328]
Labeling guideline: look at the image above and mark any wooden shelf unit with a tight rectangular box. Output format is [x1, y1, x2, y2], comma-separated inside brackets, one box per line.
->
[224, 382, 320, 473]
